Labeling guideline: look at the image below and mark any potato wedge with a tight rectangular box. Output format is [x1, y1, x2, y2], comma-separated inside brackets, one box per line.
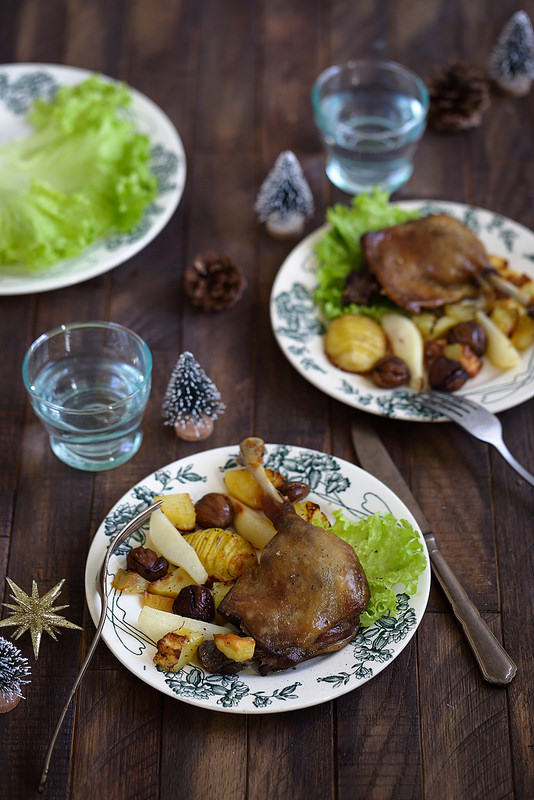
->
[381, 312, 425, 391]
[138, 605, 232, 643]
[154, 493, 196, 531]
[149, 508, 208, 584]
[475, 311, 521, 370]
[224, 467, 285, 510]
[153, 629, 204, 672]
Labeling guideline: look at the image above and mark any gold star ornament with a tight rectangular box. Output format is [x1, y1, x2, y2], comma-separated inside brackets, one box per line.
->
[0, 578, 82, 659]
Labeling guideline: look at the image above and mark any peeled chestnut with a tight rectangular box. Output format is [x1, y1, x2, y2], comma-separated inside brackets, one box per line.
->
[172, 584, 215, 622]
[127, 546, 169, 581]
[428, 355, 468, 392]
[195, 493, 234, 529]
[371, 355, 410, 388]
[278, 480, 310, 503]
[448, 321, 487, 356]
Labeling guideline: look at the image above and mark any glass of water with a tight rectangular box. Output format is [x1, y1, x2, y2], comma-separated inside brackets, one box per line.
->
[312, 59, 429, 195]
[22, 321, 152, 471]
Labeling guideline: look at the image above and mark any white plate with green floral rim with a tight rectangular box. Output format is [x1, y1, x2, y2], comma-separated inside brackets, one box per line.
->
[270, 201, 534, 421]
[85, 443, 430, 714]
[0, 63, 186, 295]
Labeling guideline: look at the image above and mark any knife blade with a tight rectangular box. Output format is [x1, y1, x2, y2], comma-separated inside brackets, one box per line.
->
[351, 416, 517, 685]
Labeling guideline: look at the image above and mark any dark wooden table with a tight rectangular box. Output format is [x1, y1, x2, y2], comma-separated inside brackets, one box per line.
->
[1, 2, 533, 798]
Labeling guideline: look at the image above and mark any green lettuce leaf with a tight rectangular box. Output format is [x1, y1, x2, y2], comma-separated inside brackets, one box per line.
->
[314, 188, 420, 320]
[325, 510, 427, 627]
[0, 75, 158, 271]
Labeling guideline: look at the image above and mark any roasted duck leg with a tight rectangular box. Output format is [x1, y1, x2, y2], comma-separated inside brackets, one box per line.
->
[218, 437, 370, 673]
[361, 214, 530, 313]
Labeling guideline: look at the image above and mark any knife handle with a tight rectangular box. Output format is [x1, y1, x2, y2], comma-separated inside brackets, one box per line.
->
[424, 533, 517, 685]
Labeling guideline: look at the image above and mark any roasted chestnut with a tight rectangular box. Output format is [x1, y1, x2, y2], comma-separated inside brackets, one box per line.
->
[447, 321, 487, 356]
[194, 493, 234, 529]
[371, 355, 410, 388]
[428, 355, 468, 392]
[127, 546, 169, 581]
[172, 584, 215, 622]
[278, 480, 310, 503]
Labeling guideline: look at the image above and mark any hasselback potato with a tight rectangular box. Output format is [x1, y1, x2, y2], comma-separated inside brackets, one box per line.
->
[185, 528, 257, 581]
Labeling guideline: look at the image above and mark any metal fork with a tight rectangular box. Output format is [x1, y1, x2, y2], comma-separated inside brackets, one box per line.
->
[38, 499, 162, 792]
[417, 391, 534, 488]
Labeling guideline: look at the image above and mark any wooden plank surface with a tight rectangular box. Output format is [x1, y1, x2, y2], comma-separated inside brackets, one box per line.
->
[0, 2, 533, 799]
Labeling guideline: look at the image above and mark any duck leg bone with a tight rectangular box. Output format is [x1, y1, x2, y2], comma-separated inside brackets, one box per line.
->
[239, 437, 283, 504]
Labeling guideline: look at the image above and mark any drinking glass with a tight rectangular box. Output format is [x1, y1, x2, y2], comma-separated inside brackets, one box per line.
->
[22, 321, 152, 471]
[312, 59, 429, 194]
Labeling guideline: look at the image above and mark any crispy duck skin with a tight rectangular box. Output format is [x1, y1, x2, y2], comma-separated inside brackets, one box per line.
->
[361, 214, 493, 313]
[218, 439, 370, 674]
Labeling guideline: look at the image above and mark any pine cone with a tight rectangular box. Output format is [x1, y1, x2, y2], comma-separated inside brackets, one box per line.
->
[427, 62, 490, 132]
[184, 251, 246, 312]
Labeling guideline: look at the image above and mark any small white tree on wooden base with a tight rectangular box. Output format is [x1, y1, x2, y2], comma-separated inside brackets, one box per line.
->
[0, 636, 31, 714]
[488, 11, 534, 96]
[255, 151, 314, 239]
[162, 352, 225, 441]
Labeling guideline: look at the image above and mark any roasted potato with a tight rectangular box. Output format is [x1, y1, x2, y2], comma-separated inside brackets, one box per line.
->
[324, 313, 387, 373]
[511, 312, 534, 350]
[148, 566, 196, 598]
[213, 633, 256, 663]
[224, 467, 285, 510]
[111, 568, 150, 594]
[142, 592, 174, 613]
[153, 629, 204, 672]
[293, 500, 330, 526]
[185, 527, 257, 581]
[155, 493, 196, 531]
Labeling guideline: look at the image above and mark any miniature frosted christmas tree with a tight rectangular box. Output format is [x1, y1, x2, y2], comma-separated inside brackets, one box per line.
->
[488, 11, 534, 96]
[162, 351, 225, 441]
[255, 151, 314, 238]
[0, 636, 31, 714]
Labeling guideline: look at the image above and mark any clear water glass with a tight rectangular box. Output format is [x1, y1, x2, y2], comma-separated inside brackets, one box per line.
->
[312, 59, 429, 195]
[22, 321, 152, 471]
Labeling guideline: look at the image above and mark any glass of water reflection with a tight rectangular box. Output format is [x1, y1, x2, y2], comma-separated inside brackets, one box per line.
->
[22, 321, 152, 471]
[312, 59, 429, 195]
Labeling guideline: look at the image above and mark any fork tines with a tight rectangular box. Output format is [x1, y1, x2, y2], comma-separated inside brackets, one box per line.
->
[418, 391, 479, 420]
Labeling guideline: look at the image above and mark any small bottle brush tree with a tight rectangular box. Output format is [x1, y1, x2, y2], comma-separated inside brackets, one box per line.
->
[488, 11, 534, 96]
[0, 636, 31, 714]
[255, 150, 314, 238]
[162, 351, 225, 441]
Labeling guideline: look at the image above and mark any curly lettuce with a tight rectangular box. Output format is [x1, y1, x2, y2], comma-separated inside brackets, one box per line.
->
[0, 75, 157, 271]
[324, 510, 427, 627]
[314, 188, 420, 321]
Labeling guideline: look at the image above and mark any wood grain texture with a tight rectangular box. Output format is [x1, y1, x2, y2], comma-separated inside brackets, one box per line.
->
[1, 2, 533, 799]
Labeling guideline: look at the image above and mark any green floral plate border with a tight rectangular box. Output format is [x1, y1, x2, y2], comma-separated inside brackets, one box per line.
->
[270, 201, 534, 421]
[85, 443, 431, 714]
[0, 63, 186, 295]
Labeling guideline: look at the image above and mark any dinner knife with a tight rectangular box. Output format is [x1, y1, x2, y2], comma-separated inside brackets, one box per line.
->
[351, 416, 517, 685]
